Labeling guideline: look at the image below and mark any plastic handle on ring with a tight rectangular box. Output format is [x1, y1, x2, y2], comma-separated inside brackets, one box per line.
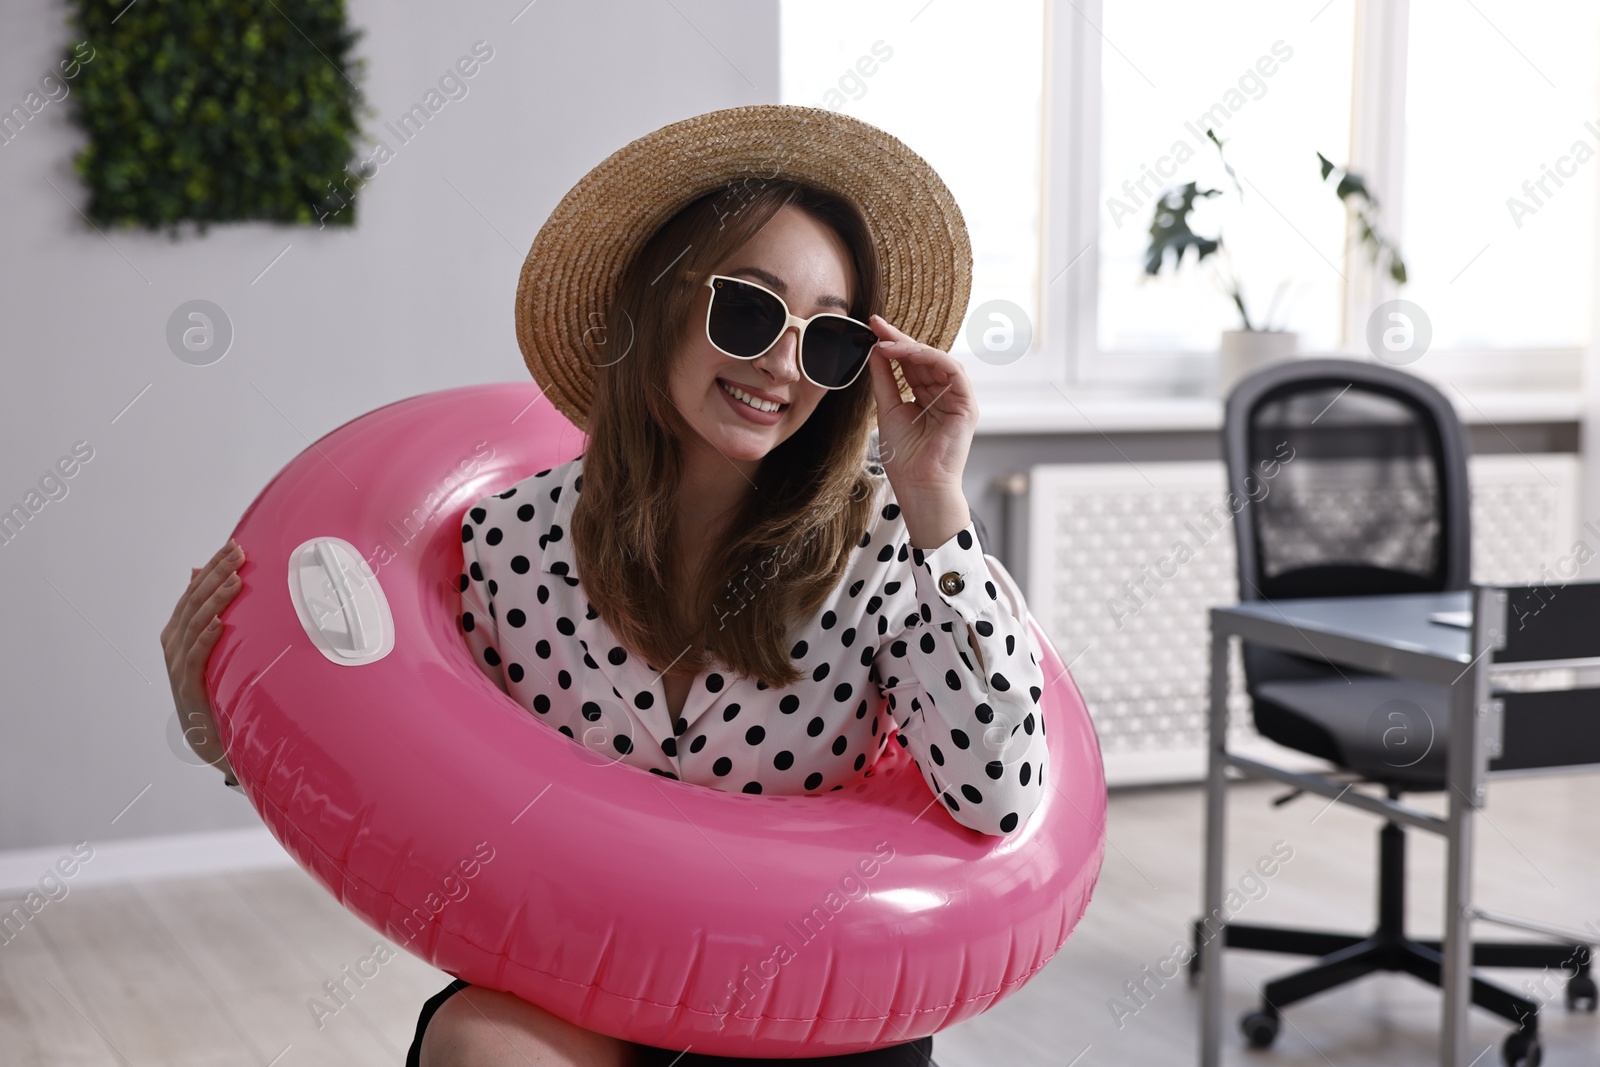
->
[316, 538, 365, 651]
[287, 535, 395, 666]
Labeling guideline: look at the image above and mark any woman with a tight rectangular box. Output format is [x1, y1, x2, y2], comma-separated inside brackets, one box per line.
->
[163, 105, 1047, 1066]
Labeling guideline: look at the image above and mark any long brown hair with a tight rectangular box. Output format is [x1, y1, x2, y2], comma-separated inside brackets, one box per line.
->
[571, 179, 884, 688]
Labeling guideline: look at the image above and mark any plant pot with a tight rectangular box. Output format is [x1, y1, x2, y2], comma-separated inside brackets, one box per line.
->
[1218, 329, 1298, 396]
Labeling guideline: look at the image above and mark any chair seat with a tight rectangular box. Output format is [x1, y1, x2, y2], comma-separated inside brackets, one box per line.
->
[1251, 674, 1451, 790]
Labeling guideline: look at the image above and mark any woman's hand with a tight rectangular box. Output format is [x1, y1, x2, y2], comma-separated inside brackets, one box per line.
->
[864, 315, 977, 549]
[161, 539, 246, 781]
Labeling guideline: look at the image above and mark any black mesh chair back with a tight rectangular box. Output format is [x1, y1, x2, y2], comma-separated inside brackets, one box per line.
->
[1222, 359, 1471, 692]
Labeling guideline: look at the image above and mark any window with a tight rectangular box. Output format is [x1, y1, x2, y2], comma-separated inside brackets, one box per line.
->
[1400, 0, 1600, 351]
[778, 0, 1047, 388]
[1097, 1, 1355, 355]
[781, 1, 1597, 399]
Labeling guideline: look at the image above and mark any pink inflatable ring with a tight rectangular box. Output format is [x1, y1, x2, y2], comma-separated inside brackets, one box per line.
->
[207, 383, 1106, 1057]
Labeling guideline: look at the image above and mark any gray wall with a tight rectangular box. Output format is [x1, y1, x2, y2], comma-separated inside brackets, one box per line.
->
[0, 0, 780, 850]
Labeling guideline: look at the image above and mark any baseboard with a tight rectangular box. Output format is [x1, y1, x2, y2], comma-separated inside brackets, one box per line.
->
[0, 826, 298, 897]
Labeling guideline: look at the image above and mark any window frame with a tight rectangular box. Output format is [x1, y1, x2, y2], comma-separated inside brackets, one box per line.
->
[1026, 0, 1587, 399]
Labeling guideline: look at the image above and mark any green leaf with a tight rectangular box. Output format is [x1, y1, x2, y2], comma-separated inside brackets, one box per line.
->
[1144, 182, 1223, 275]
[1335, 171, 1371, 203]
[1319, 152, 1407, 289]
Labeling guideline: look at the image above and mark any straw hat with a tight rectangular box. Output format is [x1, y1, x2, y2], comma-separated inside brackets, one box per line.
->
[514, 104, 973, 432]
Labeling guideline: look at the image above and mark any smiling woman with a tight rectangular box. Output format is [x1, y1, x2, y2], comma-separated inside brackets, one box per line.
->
[386, 103, 1074, 1064]
[156, 100, 1102, 1067]
[130, 93, 1084, 1067]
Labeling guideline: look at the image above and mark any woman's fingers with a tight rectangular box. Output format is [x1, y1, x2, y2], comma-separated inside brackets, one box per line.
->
[188, 565, 242, 658]
[866, 344, 913, 414]
[871, 344, 969, 416]
[198, 575, 240, 630]
[163, 541, 244, 668]
[181, 611, 228, 695]
[175, 595, 234, 741]
[161, 541, 248, 778]
[165, 542, 234, 637]
[867, 313, 916, 343]
[869, 315, 962, 389]
[164, 553, 216, 649]
[189, 541, 241, 610]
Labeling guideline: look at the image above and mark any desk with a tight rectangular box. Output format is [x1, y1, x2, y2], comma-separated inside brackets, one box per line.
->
[1199, 588, 1528, 1067]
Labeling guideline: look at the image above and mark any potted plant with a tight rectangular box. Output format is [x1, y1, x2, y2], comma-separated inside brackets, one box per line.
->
[1142, 130, 1406, 392]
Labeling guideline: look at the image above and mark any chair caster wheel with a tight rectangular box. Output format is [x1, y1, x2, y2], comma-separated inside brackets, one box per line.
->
[1239, 1009, 1279, 1049]
[1502, 1030, 1542, 1066]
[1567, 973, 1597, 1011]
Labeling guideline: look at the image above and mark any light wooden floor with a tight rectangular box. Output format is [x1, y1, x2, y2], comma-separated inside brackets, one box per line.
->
[5, 774, 1598, 1066]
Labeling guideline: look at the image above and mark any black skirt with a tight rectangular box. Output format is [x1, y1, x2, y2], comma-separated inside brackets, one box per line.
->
[406, 978, 937, 1066]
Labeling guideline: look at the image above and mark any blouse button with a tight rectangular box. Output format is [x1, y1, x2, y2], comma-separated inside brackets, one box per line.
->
[939, 571, 965, 596]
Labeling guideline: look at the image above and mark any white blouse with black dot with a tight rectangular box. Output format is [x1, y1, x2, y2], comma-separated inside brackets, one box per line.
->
[457, 455, 1049, 836]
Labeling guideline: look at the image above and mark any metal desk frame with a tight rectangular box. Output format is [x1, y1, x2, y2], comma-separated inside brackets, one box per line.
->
[1199, 584, 1593, 1066]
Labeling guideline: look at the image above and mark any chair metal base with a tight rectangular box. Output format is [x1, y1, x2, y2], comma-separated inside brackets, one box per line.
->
[1193, 921, 1589, 1027]
[1191, 819, 1593, 1044]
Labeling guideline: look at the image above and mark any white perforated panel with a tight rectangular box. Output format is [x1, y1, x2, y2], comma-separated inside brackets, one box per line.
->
[1027, 455, 1581, 785]
[1469, 455, 1582, 583]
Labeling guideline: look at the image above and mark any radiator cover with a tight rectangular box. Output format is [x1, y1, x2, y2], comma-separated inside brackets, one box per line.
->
[1025, 455, 1581, 785]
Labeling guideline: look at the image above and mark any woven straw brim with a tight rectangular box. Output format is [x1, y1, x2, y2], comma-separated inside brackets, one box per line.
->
[514, 104, 973, 432]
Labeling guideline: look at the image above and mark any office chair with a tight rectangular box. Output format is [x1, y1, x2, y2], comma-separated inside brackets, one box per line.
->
[1191, 358, 1596, 1065]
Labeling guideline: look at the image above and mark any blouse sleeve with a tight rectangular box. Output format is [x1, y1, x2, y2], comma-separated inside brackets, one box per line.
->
[459, 510, 510, 697]
[873, 517, 1049, 836]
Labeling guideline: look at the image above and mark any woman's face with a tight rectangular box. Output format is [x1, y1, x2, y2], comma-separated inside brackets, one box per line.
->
[667, 203, 856, 465]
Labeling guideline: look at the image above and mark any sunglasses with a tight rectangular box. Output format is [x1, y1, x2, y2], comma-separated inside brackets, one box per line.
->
[703, 275, 880, 390]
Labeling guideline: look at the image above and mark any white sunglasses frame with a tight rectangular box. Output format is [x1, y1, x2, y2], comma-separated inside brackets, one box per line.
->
[702, 275, 878, 391]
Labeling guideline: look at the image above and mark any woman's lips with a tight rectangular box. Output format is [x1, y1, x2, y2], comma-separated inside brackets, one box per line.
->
[717, 378, 787, 424]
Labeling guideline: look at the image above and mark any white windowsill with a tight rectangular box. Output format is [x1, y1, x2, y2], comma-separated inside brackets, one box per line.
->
[974, 387, 1588, 435]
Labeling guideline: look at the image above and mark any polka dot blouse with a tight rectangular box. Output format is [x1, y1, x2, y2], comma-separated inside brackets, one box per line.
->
[457, 454, 1049, 836]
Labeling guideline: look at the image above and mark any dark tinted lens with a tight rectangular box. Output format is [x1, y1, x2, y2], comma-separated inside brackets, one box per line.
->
[802, 316, 878, 388]
[707, 278, 786, 358]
